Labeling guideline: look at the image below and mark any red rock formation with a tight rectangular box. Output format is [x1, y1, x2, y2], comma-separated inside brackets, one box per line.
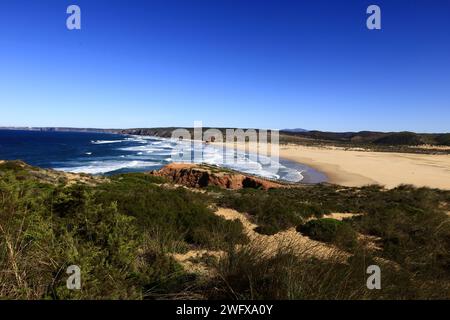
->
[149, 163, 284, 190]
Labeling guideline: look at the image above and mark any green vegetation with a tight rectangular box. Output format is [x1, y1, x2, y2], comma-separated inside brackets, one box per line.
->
[93, 173, 247, 250]
[297, 218, 357, 250]
[435, 133, 450, 146]
[209, 245, 418, 299]
[215, 184, 450, 298]
[372, 132, 423, 145]
[0, 162, 246, 299]
[280, 130, 450, 150]
[1, 161, 449, 299]
[216, 188, 324, 234]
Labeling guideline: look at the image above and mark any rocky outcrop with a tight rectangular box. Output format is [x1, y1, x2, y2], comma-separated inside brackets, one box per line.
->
[149, 163, 284, 190]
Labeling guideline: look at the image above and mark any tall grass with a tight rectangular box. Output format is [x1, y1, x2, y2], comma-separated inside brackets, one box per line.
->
[206, 242, 443, 300]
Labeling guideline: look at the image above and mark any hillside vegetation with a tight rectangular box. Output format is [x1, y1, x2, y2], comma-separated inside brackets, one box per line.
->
[1, 161, 449, 299]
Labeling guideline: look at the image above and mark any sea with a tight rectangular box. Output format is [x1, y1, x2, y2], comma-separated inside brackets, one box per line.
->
[0, 130, 327, 184]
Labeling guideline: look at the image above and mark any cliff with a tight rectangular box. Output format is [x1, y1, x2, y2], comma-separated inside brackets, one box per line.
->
[149, 163, 285, 190]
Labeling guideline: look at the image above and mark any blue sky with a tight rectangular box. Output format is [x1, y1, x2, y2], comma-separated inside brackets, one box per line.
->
[0, 0, 449, 132]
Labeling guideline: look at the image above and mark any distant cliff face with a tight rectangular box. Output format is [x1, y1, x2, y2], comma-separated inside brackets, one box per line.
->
[149, 163, 285, 190]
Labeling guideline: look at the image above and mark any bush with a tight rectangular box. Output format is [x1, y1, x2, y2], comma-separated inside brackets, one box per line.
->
[297, 218, 358, 250]
[217, 188, 328, 234]
[95, 173, 248, 250]
[0, 171, 203, 299]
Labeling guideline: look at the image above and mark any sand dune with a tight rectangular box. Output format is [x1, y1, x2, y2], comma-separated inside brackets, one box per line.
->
[219, 142, 450, 190]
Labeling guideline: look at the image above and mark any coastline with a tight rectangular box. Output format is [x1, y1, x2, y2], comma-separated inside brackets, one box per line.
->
[216, 141, 450, 190]
[3, 129, 450, 189]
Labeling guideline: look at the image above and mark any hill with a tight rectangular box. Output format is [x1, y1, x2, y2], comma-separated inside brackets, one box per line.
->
[279, 130, 450, 146]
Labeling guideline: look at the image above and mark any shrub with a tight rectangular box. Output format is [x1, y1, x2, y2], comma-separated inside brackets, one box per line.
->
[297, 218, 358, 250]
[0, 170, 200, 299]
[217, 188, 328, 234]
[95, 173, 248, 250]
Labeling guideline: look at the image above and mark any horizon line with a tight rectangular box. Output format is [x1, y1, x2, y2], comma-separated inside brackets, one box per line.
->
[0, 126, 448, 135]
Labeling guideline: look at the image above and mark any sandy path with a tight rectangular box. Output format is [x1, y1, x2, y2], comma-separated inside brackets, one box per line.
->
[215, 208, 346, 260]
[217, 142, 450, 190]
[320, 212, 361, 221]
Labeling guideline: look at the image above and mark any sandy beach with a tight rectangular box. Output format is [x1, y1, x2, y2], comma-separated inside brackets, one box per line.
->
[218, 142, 450, 190]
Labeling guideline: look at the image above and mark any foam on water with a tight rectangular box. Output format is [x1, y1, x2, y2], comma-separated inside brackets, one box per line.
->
[63, 134, 305, 182]
[59, 160, 159, 174]
[91, 140, 124, 144]
[166, 140, 302, 182]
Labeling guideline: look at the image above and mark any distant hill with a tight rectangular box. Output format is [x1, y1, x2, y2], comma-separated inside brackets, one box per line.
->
[282, 128, 309, 133]
[435, 133, 450, 145]
[372, 132, 423, 146]
[279, 130, 450, 146]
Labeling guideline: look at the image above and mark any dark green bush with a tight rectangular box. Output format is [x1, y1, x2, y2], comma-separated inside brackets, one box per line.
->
[217, 188, 329, 234]
[95, 173, 248, 249]
[297, 218, 358, 250]
[0, 170, 226, 299]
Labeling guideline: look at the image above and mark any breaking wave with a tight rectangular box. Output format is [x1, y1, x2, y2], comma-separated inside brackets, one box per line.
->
[59, 135, 305, 182]
[59, 160, 159, 175]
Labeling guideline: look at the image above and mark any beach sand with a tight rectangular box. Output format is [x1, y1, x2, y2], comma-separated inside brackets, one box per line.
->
[218, 142, 450, 190]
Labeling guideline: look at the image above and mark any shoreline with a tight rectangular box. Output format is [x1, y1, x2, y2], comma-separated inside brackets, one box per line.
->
[3, 129, 450, 190]
[121, 134, 322, 183]
[215, 141, 450, 190]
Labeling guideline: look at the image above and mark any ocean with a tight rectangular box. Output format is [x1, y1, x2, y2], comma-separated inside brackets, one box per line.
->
[0, 130, 326, 183]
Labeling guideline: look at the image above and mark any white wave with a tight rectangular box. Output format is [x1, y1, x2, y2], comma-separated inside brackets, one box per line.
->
[284, 170, 304, 182]
[91, 140, 124, 144]
[119, 145, 174, 154]
[58, 160, 158, 174]
[83, 135, 305, 182]
[124, 137, 148, 144]
[119, 146, 147, 152]
[85, 152, 92, 155]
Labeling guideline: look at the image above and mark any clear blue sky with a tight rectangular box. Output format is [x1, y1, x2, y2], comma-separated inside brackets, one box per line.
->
[1, 0, 449, 132]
